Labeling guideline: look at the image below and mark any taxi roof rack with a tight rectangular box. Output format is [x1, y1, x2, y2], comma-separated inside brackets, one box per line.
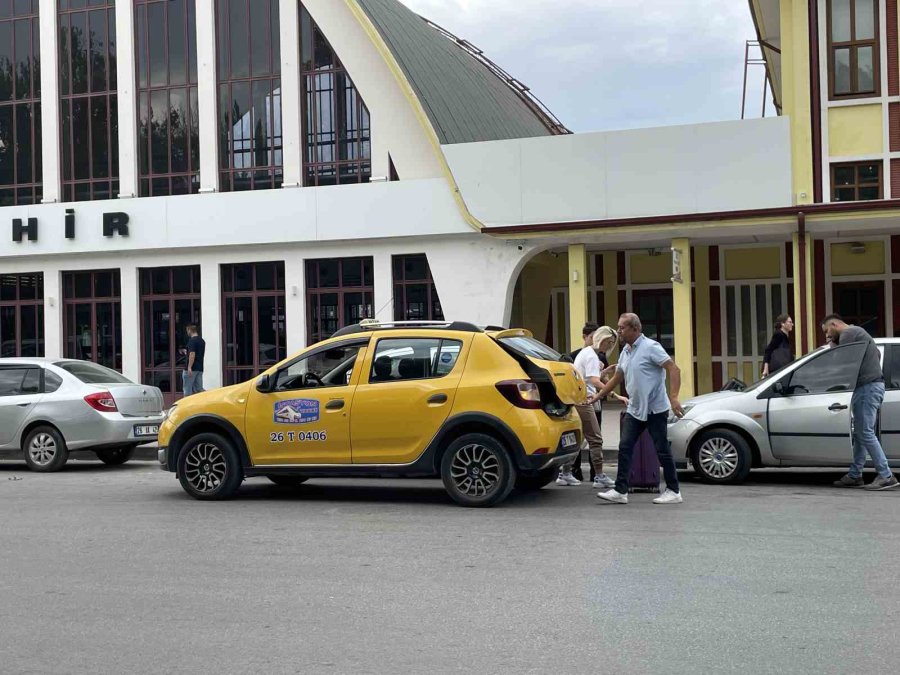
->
[331, 320, 483, 338]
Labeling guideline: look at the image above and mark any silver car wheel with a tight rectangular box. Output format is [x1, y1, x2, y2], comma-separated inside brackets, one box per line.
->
[184, 442, 228, 493]
[449, 443, 501, 497]
[698, 437, 739, 479]
[28, 433, 58, 466]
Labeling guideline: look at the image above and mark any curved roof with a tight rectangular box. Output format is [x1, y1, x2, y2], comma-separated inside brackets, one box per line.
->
[354, 0, 569, 145]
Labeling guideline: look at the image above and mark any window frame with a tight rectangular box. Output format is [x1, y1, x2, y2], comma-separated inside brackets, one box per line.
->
[392, 254, 444, 322]
[0, 364, 42, 396]
[272, 337, 369, 392]
[366, 337, 462, 384]
[830, 161, 883, 202]
[827, 0, 880, 100]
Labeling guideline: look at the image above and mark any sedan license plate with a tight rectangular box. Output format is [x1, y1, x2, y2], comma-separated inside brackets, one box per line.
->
[134, 424, 159, 437]
[561, 432, 577, 448]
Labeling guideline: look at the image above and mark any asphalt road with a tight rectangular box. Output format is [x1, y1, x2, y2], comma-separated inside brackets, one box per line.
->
[1, 459, 898, 675]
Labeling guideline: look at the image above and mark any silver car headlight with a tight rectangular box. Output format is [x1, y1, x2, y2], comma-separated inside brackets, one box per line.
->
[668, 405, 693, 424]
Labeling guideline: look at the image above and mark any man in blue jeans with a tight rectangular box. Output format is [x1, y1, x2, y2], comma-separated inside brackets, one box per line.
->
[591, 313, 684, 504]
[181, 324, 206, 397]
[822, 314, 899, 491]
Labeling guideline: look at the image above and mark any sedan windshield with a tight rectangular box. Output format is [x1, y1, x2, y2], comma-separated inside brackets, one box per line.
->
[55, 361, 133, 384]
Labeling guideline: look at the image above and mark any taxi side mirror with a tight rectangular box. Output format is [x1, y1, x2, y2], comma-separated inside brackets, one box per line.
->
[256, 374, 273, 393]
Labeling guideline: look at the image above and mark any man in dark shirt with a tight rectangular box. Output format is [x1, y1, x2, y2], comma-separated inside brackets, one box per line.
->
[822, 314, 898, 490]
[182, 324, 206, 396]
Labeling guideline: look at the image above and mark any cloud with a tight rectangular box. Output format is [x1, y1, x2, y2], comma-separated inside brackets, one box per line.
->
[397, 0, 774, 132]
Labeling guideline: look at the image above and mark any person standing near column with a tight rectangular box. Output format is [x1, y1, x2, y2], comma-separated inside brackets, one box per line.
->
[591, 313, 684, 504]
[823, 315, 899, 490]
[182, 324, 206, 396]
[762, 314, 794, 377]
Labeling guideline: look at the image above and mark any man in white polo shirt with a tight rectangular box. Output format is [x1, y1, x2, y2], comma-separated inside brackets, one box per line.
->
[591, 313, 684, 505]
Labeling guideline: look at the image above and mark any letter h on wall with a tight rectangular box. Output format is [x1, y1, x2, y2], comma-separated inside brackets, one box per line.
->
[12, 218, 38, 242]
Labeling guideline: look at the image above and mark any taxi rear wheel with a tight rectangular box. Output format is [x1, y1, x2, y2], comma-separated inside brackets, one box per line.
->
[96, 446, 137, 465]
[440, 433, 516, 507]
[266, 475, 309, 487]
[177, 432, 243, 500]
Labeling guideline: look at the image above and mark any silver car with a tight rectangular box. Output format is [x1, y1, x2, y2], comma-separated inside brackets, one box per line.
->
[669, 338, 900, 483]
[0, 358, 164, 472]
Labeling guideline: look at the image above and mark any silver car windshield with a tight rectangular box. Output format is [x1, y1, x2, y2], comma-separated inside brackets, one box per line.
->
[55, 361, 132, 384]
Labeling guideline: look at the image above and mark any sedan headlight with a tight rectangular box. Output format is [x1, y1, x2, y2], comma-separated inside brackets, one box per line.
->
[668, 405, 693, 424]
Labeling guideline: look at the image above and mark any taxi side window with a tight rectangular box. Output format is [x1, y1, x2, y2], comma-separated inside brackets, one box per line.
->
[275, 345, 363, 391]
[369, 338, 462, 383]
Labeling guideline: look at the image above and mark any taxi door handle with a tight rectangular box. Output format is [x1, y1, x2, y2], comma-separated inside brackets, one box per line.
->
[427, 393, 448, 405]
[828, 403, 848, 412]
[326, 399, 345, 410]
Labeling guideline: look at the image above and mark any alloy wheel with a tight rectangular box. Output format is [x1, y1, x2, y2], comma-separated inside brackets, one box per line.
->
[698, 437, 739, 479]
[28, 433, 57, 466]
[184, 442, 228, 493]
[449, 443, 501, 497]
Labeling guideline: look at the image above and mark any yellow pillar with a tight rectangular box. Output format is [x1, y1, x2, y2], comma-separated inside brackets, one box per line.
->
[791, 232, 816, 356]
[694, 245, 713, 395]
[803, 233, 815, 352]
[781, 0, 814, 205]
[567, 244, 588, 353]
[671, 238, 695, 399]
[602, 251, 619, 330]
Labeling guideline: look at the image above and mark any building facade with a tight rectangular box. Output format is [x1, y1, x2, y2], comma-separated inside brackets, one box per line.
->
[1, 0, 898, 404]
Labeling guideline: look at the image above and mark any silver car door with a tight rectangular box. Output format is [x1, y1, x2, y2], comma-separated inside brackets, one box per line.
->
[0, 366, 43, 446]
[767, 342, 865, 465]
[881, 345, 900, 460]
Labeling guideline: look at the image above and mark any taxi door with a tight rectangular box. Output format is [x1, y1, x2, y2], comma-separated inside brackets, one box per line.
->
[244, 339, 369, 465]
[350, 333, 470, 464]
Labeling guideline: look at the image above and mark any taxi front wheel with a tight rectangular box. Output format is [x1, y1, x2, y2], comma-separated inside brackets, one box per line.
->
[177, 432, 243, 500]
[440, 433, 516, 507]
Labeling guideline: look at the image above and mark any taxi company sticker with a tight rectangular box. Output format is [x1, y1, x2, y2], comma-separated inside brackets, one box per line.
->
[273, 399, 320, 425]
[440, 352, 453, 364]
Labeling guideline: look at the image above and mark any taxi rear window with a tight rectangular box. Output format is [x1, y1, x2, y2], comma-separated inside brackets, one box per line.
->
[498, 336, 562, 361]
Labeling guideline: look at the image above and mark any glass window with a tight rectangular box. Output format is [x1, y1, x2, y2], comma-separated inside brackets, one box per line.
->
[275, 342, 363, 391]
[498, 336, 561, 362]
[216, 0, 282, 192]
[0, 2, 40, 205]
[369, 338, 459, 383]
[831, 162, 881, 202]
[59, 0, 118, 201]
[392, 254, 445, 322]
[828, 0, 878, 98]
[0, 367, 29, 395]
[0, 273, 44, 358]
[62, 270, 122, 370]
[305, 258, 373, 344]
[787, 343, 865, 395]
[889, 346, 900, 390]
[56, 360, 132, 383]
[44, 369, 63, 393]
[20, 366, 39, 393]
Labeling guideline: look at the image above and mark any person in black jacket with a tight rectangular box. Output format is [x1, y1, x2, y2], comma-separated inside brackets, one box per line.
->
[762, 314, 793, 377]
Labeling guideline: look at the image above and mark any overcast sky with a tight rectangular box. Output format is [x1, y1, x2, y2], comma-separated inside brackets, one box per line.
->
[397, 0, 777, 133]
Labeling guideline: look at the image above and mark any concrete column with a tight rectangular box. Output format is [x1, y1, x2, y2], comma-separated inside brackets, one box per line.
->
[694, 245, 713, 395]
[115, 0, 139, 198]
[199, 261, 222, 389]
[671, 237, 695, 400]
[196, 0, 220, 193]
[601, 251, 619, 330]
[119, 265, 140, 382]
[279, 0, 303, 188]
[43, 268, 63, 358]
[39, 0, 61, 203]
[372, 251, 393, 321]
[284, 256, 307, 352]
[567, 244, 588, 353]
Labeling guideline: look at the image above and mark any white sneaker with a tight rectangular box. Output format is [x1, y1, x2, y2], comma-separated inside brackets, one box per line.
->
[652, 489, 683, 504]
[555, 472, 581, 486]
[592, 474, 615, 489]
[597, 489, 628, 504]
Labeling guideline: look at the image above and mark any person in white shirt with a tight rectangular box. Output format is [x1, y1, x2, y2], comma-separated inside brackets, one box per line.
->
[556, 323, 616, 488]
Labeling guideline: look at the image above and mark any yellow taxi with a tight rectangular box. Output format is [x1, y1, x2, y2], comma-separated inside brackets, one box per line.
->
[158, 320, 584, 507]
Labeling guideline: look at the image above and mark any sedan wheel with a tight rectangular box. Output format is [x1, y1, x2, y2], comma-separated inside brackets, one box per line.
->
[440, 433, 516, 507]
[692, 429, 752, 484]
[23, 426, 69, 473]
[177, 432, 243, 500]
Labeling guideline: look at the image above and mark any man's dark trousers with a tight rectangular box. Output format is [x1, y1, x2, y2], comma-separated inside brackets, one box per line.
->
[615, 411, 680, 494]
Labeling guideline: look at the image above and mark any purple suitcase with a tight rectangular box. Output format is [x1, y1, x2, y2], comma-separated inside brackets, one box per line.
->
[621, 413, 660, 493]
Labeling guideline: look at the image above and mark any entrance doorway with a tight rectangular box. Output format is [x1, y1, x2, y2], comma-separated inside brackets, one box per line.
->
[632, 289, 674, 354]
[140, 266, 201, 406]
[833, 281, 885, 336]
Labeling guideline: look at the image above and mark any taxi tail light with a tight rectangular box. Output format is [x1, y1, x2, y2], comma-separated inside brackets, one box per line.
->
[84, 391, 118, 412]
[495, 380, 542, 409]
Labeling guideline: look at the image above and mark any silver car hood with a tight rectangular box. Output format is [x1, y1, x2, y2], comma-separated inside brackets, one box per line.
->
[686, 390, 745, 407]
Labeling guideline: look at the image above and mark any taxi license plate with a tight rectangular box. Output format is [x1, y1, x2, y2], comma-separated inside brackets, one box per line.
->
[134, 424, 159, 437]
[561, 432, 577, 448]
